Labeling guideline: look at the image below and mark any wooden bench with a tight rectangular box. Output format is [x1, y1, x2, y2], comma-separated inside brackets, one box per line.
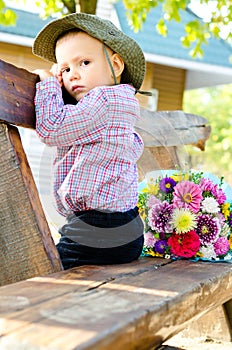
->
[0, 257, 232, 349]
[0, 59, 231, 349]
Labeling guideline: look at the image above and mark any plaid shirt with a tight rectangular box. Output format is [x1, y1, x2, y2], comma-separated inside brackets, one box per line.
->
[35, 78, 144, 216]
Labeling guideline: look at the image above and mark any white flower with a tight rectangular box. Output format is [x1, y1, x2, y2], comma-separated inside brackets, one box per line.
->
[200, 244, 217, 259]
[220, 223, 231, 237]
[172, 208, 197, 233]
[201, 197, 220, 214]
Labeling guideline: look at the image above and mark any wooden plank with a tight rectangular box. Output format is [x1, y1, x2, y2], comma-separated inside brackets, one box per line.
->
[137, 109, 211, 150]
[0, 123, 62, 286]
[0, 258, 169, 314]
[223, 299, 232, 340]
[0, 59, 37, 128]
[0, 259, 231, 350]
[138, 146, 181, 178]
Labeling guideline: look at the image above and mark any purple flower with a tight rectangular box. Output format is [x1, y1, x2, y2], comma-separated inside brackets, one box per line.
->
[197, 214, 220, 244]
[214, 236, 230, 256]
[229, 213, 232, 227]
[148, 201, 173, 234]
[160, 177, 176, 193]
[154, 240, 168, 254]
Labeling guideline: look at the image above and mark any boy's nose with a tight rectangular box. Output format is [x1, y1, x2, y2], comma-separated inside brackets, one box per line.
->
[70, 67, 81, 80]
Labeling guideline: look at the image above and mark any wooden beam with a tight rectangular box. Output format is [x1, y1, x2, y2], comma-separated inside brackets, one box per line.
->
[0, 123, 62, 286]
[0, 59, 37, 128]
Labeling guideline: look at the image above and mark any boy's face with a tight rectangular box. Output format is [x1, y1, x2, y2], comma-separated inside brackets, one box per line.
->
[55, 31, 118, 101]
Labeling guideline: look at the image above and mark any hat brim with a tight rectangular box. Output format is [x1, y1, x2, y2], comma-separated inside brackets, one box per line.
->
[33, 13, 145, 90]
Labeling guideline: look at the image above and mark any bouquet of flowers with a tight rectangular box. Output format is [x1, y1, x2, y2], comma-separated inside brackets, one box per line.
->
[138, 170, 232, 262]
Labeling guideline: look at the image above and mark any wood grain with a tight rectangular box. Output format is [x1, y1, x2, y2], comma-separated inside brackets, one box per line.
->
[0, 258, 231, 349]
[0, 59, 38, 128]
[0, 123, 62, 286]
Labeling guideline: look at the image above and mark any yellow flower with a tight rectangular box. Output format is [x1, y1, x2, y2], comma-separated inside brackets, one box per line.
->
[221, 202, 230, 220]
[170, 172, 189, 183]
[147, 248, 156, 256]
[142, 182, 159, 196]
[140, 210, 147, 221]
[229, 234, 232, 250]
[172, 208, 197, 234]
[196, 251, 203, 257]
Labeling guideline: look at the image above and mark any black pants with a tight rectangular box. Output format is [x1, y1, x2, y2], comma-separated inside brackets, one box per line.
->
[56, 207, 144, 270]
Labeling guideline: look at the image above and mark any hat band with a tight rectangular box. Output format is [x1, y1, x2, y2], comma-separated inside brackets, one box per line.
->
[103, 45, 117, 85]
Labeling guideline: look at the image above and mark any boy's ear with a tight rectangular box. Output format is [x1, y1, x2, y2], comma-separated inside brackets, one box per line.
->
[111, 53, 124, 78]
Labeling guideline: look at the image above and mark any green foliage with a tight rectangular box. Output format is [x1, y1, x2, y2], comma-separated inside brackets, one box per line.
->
[182, 20, 210, 58]
[0, 0, 17, 25]
[122, 0, 232, 59]
[35, 0, 69, 18]
[122, 0, 161, 32]
[183, 84, 232, 186]
[1, 0, 231, 59]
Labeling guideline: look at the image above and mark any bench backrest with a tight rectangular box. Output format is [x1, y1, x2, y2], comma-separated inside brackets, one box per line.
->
[0, 59, 62, 286]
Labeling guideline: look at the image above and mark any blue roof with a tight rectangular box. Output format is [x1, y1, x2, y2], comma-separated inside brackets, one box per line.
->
[0, 8, 51, 38]
[1, 4, 231, 69]
[114, 1, 232, 68]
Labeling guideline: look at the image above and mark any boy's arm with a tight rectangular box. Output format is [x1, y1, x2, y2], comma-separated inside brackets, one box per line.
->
[33, 64, 63, 87]
[35, 80, 108, 147]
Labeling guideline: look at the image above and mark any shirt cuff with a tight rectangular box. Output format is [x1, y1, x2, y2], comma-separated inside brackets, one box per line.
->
[36, 77, 61, 93]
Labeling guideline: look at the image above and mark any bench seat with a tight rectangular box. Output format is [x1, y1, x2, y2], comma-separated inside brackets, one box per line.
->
[0, 257, 232, 349]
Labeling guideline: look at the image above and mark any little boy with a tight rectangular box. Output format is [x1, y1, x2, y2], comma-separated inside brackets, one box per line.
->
[33, 12, 146, 269]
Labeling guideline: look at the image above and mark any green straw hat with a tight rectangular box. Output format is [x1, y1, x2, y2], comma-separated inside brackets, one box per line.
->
[33, 12, 146, 90]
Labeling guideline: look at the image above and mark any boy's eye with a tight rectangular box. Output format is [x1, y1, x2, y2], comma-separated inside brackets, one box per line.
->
[61, 67, 70, 73]
[81, 60, 90, 66]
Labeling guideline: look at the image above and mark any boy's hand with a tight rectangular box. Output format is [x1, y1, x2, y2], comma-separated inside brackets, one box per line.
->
[50, 64, 63, 87]
[33, 69, 53, 81]
[33, 65, 63, 87]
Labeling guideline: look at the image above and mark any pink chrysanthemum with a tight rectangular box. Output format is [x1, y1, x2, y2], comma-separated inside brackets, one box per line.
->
[197, 214, 220, 244]
[214, 236, 230, 256]
[144, 231, 157, 248]
[147, 195, 161, 208]
[148, 201, 173, 234]
[200, 178, 226, 205]
[217, 212, 226, 228]
[173, 181, 203, 213]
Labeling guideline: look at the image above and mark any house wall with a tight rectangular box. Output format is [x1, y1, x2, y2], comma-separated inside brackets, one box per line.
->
[0, 42, 50, 71]
[138, 62, 186, 111]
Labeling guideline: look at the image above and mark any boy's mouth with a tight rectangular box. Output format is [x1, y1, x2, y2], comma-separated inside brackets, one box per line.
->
[72, 85, 84, 92]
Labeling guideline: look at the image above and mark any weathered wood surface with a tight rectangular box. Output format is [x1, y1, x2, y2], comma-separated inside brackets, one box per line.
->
[0, 123, 62, 286]
[0, 59, 38, 128]
[0, 257, 231, 350]
[137, 108, 211, 151]
[136, 108, 211, 177]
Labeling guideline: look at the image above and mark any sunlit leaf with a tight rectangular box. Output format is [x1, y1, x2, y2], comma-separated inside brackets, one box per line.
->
[156, 18, 167, 36]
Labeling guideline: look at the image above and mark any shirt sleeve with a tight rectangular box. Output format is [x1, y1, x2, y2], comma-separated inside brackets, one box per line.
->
[34, 77, 108, 147]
